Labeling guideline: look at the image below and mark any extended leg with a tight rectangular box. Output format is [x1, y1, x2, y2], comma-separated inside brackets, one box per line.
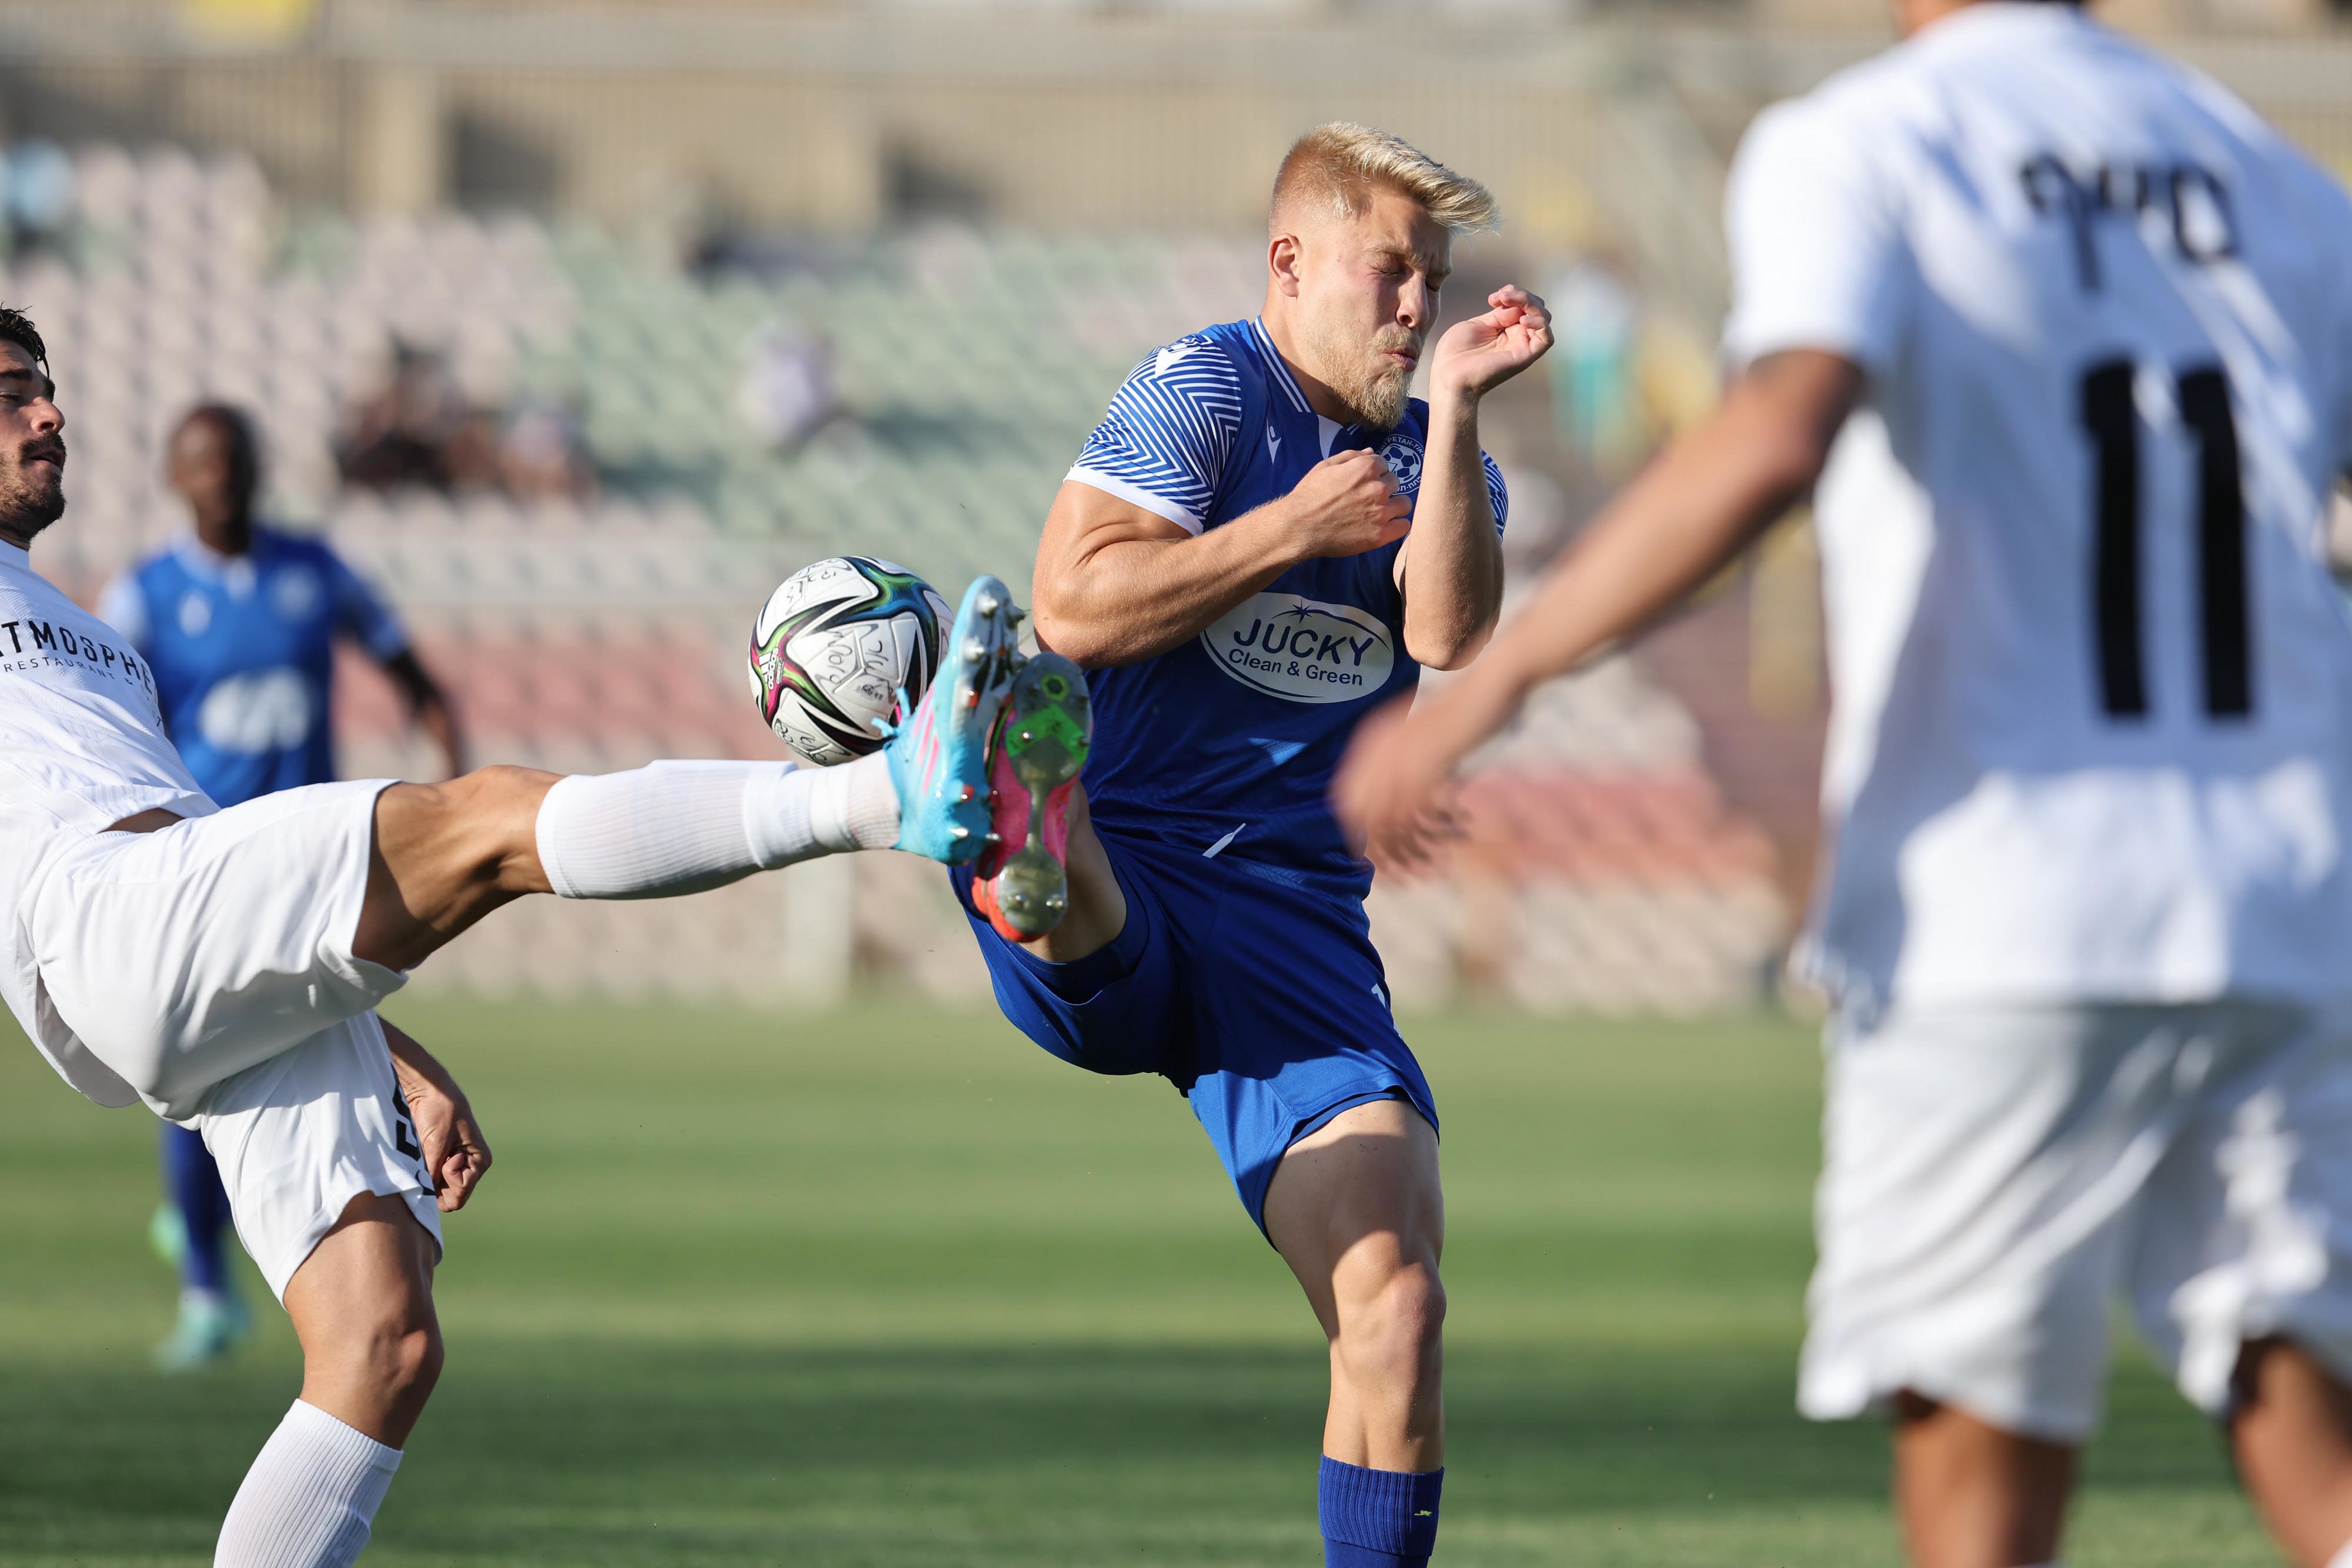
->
[352, 577, 1027, 972]
[1264, 1099, 1446, 1566]
[349, 759, 901, 969]
[2233, 1338, 2352, 1567]
[1890, 1393, 2075, 1568]
[213, 1193, 439, 1568]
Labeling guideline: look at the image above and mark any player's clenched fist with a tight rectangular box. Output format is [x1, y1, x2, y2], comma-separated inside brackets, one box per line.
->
[1285, 447, 1415, 560]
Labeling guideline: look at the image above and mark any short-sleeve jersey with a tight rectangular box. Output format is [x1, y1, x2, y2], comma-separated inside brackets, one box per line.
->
[1065, 316, 1508, 897]
[99, 527, 409, 808]
[1721, 4, 2352, 1014]
[0, 540, 213, 1106]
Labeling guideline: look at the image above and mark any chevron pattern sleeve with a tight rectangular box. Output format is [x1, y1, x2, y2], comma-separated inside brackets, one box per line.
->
[1064, 335, 1244, 536]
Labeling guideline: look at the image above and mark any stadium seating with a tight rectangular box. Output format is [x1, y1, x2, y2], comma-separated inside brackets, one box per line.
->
[10, 140, 1790, 1013]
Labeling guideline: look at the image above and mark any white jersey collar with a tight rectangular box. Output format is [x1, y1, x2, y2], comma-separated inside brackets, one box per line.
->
[0, 539, 26, 572]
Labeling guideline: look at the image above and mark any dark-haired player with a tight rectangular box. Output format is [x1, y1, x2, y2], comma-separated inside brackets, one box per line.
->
[956, 122, 1549, 1568]
[1342, 2, 2352, 1563]
[0, 303, 1031, 1567]
[97, 404, 462, 1370]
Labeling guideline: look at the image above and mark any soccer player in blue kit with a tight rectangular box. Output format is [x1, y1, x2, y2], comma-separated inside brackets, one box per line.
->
[956, 123, 1550, 1567]
[99, 404, 461, 1369]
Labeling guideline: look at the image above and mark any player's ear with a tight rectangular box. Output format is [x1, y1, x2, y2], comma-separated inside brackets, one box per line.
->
[1268, 232, 1305, 298]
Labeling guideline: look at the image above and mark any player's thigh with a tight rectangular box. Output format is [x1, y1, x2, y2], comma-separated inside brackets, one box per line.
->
[29, 781, 405, 1111]
[2126, 1003, 2352, 1418]
[283, 1191, 441, 1368]
[1265, 1096, 1444, 1339]
[1804, 1004, 2195, 1443]
[1183, 869, 1439, 1235]
[191, 1009, 445, 1306]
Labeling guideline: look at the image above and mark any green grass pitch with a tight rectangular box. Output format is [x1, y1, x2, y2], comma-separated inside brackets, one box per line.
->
[0, 998, 2280, 1565]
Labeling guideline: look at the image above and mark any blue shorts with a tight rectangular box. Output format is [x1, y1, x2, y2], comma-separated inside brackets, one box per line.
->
[951, 829, 1437, 1232]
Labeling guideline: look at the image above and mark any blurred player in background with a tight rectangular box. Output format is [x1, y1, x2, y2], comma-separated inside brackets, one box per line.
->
[957, 123, 1548, 1568]
[97, 404, 462, 1371]
[1341, 2, 2352, 1565]
[0, 300, 1037, 1565]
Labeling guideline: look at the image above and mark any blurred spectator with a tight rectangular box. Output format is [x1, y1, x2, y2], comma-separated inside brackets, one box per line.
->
[336, 343, 472, 491]
[1549, 259, 1641, 475]
[338, 342, 596, 500]
[499, 396, 596, 500]
[3, 141, 76, 262]
[737, 320, 838, 451]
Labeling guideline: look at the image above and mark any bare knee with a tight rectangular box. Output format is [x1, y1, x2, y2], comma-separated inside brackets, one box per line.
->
[285, 1195, 445, 1446]
[379, 1315, 445, 1409]
[310, 1293, 442, 1444]
[1334, 1261, 1446, 1390]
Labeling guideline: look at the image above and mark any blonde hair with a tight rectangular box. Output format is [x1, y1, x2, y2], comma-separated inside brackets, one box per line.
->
[1271, 122, 1499, 237]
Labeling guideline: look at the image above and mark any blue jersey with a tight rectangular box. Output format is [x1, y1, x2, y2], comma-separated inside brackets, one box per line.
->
[1064, 317, 1506, 897]
[98, 527, 410, 807]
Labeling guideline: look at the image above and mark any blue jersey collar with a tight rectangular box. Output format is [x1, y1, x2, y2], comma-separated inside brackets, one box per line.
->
[1247, 318, 1314, 417]
[171, 525, 276, 594]
[1248, 317, 1365, 457]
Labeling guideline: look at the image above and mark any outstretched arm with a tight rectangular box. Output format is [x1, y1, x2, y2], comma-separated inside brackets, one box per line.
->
[1034, 457, 1413, 668]
[1335, 348, 1863, 867]
[382, 1018, 493, 1212]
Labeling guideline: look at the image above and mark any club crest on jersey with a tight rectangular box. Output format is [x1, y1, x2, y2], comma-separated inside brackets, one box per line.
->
[1201, 591, 1394, 705]
[1377, 432, 1423, 496]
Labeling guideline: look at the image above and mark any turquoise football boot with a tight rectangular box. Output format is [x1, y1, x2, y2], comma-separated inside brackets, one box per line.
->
[154, 1288, 251, 1373]
[884, 575, 1022, 865]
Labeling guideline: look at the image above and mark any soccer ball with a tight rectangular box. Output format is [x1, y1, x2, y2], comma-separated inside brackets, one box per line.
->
[748, 556, 951, 766]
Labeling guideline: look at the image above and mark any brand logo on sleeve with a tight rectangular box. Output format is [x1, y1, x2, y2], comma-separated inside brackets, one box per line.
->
[1200, 593, 1394, 704]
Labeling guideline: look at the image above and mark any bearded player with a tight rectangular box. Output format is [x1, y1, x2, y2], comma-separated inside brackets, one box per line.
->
[0, 301, 1030, 1567]
[954, 123, 1549, 1568]
[1340, 4, 2352, 1565]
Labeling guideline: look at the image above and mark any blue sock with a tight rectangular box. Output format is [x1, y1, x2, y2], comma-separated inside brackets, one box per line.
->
[1319, 1456, 1442, 1567]
[161, 1122, 233, 1296]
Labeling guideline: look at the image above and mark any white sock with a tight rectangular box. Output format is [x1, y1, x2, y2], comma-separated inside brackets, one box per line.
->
[214, 1399, 401, 1568]
[800, 752, 902, 853]
[534, 755, 898, 900]
[2330, 1534, 2352, 1568]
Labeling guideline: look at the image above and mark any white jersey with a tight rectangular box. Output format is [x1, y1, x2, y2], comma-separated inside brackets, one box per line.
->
[1722, 5, 2352, 1015]
[0, 540, 215, 1102]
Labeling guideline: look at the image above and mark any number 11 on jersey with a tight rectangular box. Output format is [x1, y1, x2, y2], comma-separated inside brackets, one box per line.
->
[2081, 358, 2251, 721]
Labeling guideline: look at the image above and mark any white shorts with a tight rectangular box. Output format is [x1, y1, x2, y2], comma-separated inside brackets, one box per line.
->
[185, 1008, 445, 1302]
[26, 778, 407, 1118]
[25, 777, 435, 1299]
[1802, 1001, 2352, 1442]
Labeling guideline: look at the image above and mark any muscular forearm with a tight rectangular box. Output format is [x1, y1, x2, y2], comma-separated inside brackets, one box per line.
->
[1036, 497, 1304, 668]
[382, 1019, 454, 1099]
[1398, 392, 1504, 670]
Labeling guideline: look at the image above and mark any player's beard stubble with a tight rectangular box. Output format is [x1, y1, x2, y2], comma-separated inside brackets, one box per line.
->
[1301, 317, 1418, 433]
[0, 437, 66, 544]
